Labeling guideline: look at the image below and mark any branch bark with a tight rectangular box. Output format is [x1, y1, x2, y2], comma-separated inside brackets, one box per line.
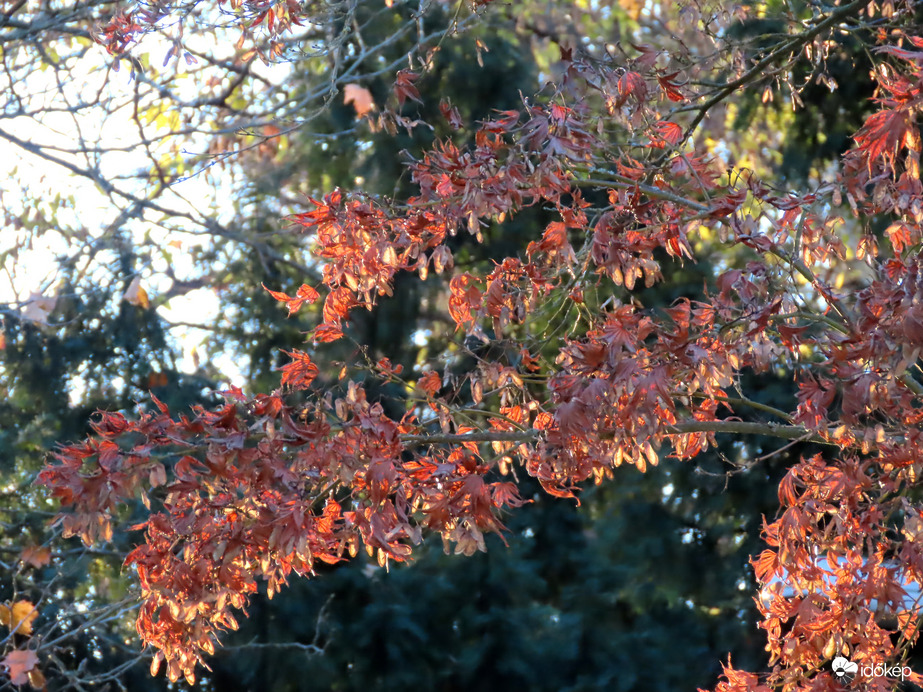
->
[398, 419, 830, 448]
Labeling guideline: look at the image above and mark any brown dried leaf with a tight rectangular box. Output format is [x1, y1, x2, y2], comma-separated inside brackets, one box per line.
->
[20, 546, 51, 569]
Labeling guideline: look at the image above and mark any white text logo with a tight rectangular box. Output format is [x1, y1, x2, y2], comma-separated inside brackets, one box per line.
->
[832, 656, 911, 683]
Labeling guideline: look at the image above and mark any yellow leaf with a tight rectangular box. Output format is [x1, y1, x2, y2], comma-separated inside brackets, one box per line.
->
[619, 0, 643, 20]
[0, 601, 38, 635]
[834, 271, 845, 289]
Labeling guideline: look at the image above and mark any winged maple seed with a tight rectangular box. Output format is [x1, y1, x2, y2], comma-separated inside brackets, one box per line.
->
[35, 21, 923, 692]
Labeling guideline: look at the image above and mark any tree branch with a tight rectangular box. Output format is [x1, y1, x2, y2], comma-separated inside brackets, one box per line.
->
[398, 419, 831, 448]
[676, 0, 868, 146]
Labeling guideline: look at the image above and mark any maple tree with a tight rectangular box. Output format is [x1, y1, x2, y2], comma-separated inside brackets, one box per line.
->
[4, 0, 923, 688]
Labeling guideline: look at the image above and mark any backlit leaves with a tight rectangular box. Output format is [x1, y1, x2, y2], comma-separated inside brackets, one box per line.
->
[123, 276, 150, 309]
[0, 601, 38, 636]
[40, 382, 526, 682]
[279, 349, 319, 389]
[417, 371, 441, 398]
[1, 650, 41, 687]
[851, 109, 915, 172]
[19, 546, 51, 569]
[343, 84, 375, 117]
[35, 20, 923, 692]
[264, 282, 320, 316]
[448, 274, 483, 330]
[393, 70, 422, 106]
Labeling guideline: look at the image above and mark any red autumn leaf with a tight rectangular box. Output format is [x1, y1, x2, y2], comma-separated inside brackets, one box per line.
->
[2, 650, 38, 686]
[279, 349, 319, 389]
[657, 71, 686, 101]
[527, 221, 568, 256]
[649, 120, 683, 148]
[394, 69, 422, 105]
[150, 393, 169, 414]
[439, 98, 464, 130]
[417, 371, 441, 397]
[29, 19, 923, 692]
[323, 287, 356, 326]
[293, 283, 321, 308]
[851, 108, 914, 170]
[263, 283, 320, 316]
[313, 323, 343, 343]
[884, 221, 920, 254]
[490, 482, 524, 509]
[448, 274, 482, 329]
[374, 357, 403, 377]
[617, 71, 647, 104]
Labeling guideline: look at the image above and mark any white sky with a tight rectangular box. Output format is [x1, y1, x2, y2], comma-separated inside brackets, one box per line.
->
[1, 29, 294, 392]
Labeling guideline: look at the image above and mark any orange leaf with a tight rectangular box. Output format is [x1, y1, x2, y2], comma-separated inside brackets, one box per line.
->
[313, 323, 343, 343]
[448, 274, 482, 328]
[27, 666, 45, 689]
[279, 349, 319, 389]
[375, 357, 403, 377]
[262, 284, 293, 302]
[123, 276, 150, 309]
[418, 371, 441, 397]
[617, 71, 647, 104]
[344, 83, 375, 117]
[323, 287, 355, 325]
[852, 108, 913, 170]
[263, 282, 319, 316]
[2, 650, 38, 686]
[0, 601, 38, 636]
[649, 120, 683, 148]
[19, 546, 51, 569]
[147, 371, 169, 388]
